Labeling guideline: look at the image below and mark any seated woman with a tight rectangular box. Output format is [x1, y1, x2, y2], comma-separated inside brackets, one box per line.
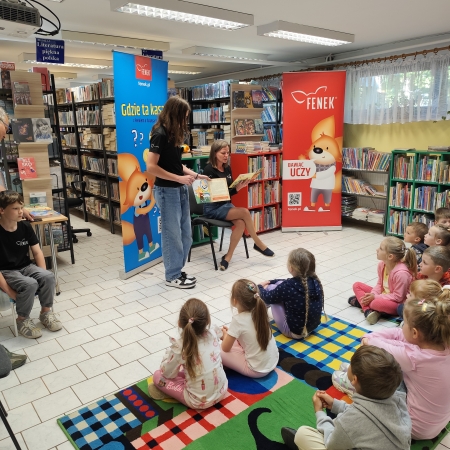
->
[202, 140, 274, 270]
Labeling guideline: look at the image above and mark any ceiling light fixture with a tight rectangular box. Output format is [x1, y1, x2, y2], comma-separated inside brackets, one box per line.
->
[19, 53, 112, 69]
[182, 46, 268, 61]
[257, 21, 354, 46]
[168, 65, 203, 74]
[61, 30, 169, 51]
[110, 0, 253, 30]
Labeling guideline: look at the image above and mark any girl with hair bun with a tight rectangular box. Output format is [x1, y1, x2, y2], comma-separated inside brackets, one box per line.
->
[220, 279, 278, 378]
[149, 298, 227, 409]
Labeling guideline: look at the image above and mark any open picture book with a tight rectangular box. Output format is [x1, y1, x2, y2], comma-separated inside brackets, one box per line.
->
[228, 167, 264, 189]
[193, 179, 230, 204]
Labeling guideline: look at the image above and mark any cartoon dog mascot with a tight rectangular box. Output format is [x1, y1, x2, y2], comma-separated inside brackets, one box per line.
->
[118, 153, 159, 261]
[300, 115, 342, 212]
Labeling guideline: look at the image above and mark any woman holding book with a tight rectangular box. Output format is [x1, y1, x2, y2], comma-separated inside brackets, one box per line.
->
[202, 140, 274, 270]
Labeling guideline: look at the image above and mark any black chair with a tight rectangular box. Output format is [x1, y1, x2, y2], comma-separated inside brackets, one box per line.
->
[68, 181, 92, 243]
[187, 185, 249, 270]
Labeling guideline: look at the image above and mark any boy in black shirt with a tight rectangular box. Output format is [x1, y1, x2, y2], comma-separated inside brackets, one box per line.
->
[0, 191, 62, 338]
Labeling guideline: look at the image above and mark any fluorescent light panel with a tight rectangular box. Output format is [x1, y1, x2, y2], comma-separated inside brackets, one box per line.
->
[257, 21, 354, 46]
[61, 30, 169, 51]
[168, 65, 203, 74]
[19, 53, 112, 69]
[182, 46, 268, 61]
[110, 0, 253, 30]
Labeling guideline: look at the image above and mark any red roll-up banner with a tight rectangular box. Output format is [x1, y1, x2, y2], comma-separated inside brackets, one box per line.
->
[282, 71, 346, 231]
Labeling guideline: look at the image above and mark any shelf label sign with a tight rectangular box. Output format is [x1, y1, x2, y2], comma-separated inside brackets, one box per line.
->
[282, 71, 346, 230]
[113, 51, 168, 274]
[36, 38, 65, 64]
[142, 50, 163, 60]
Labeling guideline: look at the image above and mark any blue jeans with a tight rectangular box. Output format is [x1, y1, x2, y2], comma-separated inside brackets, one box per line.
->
[154, 185, 192, 281]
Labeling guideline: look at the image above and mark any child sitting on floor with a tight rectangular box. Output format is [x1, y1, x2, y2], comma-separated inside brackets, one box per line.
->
[258, 248, 324, 340]
[336, 293, 450, 440]
[348, 237, 416, 325]
[281, 346, 411, 450]
[417, 246, 450, 285]
[435, 207, 450, 228]
[424, 224, 450, 247]
[148, 298, 228, 409]
[221, 279, 278, 378]
[404, 221, 428, 266]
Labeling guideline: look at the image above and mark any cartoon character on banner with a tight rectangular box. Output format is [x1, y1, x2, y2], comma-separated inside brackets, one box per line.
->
[118, 153, 159, 262]
[298, 116, 342, 212]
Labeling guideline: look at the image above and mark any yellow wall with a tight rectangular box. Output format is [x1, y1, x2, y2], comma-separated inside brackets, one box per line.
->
[344, 121, 450, 153]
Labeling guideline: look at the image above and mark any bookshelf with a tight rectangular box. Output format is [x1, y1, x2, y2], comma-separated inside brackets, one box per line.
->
[230, 150, 282, 234]
[386, 149, 450, 236]
[261, 87, 282, 145]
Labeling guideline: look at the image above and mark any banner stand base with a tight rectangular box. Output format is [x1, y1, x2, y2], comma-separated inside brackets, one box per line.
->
[282, 226, 342, 232]
[119, 256, 163, 280]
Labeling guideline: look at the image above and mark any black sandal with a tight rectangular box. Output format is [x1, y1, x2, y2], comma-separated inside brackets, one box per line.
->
[348, 296, 362, 308]
[220, 256, 229, 271]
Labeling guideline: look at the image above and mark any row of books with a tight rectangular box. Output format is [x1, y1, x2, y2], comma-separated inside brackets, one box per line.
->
[2, 141, 18, 160]
[263, 125, 278, 144]
[112, 206, 121, 224]
[248, 155, 278, 179]
[0, 169, 21, 192]
[342, 176, 385, 196]
[191, 128, 230, 147]
[261, 104, 277, 122]
[414, 186, 450, 212]
[264, 180, 281, 203]
[59, 108, 101, 126]
[83, 176, 119, 201]
[63, 154, 79, 169]
[81, 128, 103, 149]
[103, 127, 116, 151]
[13, 81, 32, 106]
[342, 196, 357, 217]
[107, 158, 118, 176]
[261, 87, 278, 101]
[248, 184, 263, 207]
[85, 197, 110, 220]
[250, 209, 265, 232]
[56, 79, 114, 104]
[81, 155, 105, 173]
[389, 182, 411, 208]
[413, 213, 435, 228]
[393, 155, 415, 179]
[264, 206, 280, 230]
[191, 80, 232, 101]
[192, 106, 228, 124]
[342, 147, 390, 171]
[234, 118, 264, 136]
[416, 157, 450, 183]
[102, 103, 116, 125]
[388, 210, 409, 235]
[234, 141, 271, 153]
[233, 90, 264, 109]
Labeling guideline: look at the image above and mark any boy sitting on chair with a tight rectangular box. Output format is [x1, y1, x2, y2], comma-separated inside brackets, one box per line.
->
[0, 191, 62, 339]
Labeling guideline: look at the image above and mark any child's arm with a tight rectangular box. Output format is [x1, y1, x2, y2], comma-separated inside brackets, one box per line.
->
[221, 326, 236, 352]
[373, 270, 412, 304]
[257, 279, 292, 305]
[30, 243, 46, 270]
[160, 337, 183, 379]
[0, 273, 16, 300]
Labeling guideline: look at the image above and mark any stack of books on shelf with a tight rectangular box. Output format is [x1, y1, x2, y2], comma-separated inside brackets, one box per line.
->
[192, 106, 226, 123]
[102, 104, 116, 125]
[414, 186, 450, 212]
[352, 207, 371, 221]
[264, 180, 281, 203]
[250, 210, 264, 232]
[76, 108, 100, 126]
[112, 206, 121, 225]
[247, 155, 277, 179]
[342, 176, 385, 196]
[234, 118, 264, 136]
[261, 87, 278, 101]
[55, 80, 114, 104]
[98, 79, 114, 99]
[416, 156, 450, 183]
[107, 158, 118, 176]
[263, 125, 277, 144]
[58, 111, 74, 126]
[85, 197, 109, 220]
[264, 206, 279, 229]
[389, 182, 411, 208]
[342, 196, 357, 217]
[81, 129, 103, 149]
[412, 213, 434, 227]
[235, 141, 270, 154]
[103, 128, 116, 151]
[110, 182, 119, 201]
[191, 81, 231, 100]
[388, 210, 409, 235]
[393, 155, 414, 179]
[368, 209, 385, 224]
[81, 155, 105, 173]
[63, 154, 79, 169]
[84, 176, 107, 197]
[342, 147, 390, 171]
[261, 104, 277, 122]
[223, 104, 230, 123]
[62, 133, 77, 147]
[4, 142, 18, 160]
[248, 184, 262, 207]
[191, 146, 210, 156]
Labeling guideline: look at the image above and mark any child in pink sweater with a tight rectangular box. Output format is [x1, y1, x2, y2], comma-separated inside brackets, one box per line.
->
[348, 237, 416, 324]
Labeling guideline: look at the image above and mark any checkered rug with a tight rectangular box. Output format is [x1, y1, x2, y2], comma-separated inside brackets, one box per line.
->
[57, 316, 448, 450]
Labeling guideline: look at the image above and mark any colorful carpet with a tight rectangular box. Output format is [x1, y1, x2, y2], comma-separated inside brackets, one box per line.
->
[57, 316, 448, 450]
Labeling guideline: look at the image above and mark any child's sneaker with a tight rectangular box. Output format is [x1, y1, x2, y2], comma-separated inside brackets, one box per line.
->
[338, 362, 350, 372]
[332, 370, 356, 397]
[17, 318, 42, 339]
[148, 382, 170, 400]
[39, 312, 62, 332]
[364, 309, 381, 325]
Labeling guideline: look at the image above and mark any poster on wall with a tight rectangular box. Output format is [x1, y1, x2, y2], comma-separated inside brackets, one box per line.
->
[113, 51, 167, 277]
[282, 71, 346, 231]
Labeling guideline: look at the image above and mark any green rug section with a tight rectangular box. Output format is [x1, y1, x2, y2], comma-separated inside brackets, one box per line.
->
[186, 378, 316, 450]
[411, 426, 450, 450]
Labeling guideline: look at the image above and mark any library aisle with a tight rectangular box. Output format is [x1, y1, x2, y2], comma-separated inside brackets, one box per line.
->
[2, 215, 448, 450]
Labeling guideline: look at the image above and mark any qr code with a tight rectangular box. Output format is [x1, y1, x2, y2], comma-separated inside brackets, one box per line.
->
[288, 193, 302, 206]
[157, 216, 162, 234]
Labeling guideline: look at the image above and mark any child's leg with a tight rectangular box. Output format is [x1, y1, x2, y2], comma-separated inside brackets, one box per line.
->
[152, 369, 188, 405]
[294, 426, 327, 450]
[362, 298, 399, 315]
[220, 341, 267, 378]
[270, 304, 303, 339]
[264, 280, 284, 292]
[352, 282, 373, 302]
[21, 265, 55, 311]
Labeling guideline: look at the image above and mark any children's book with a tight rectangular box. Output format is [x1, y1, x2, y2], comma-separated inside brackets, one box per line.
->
[0, 62, 15, 89]
[243, 92, 253, 108]
[17, 157, 37, 179]
[254, 118, 264, 134]
[32, 118, 53, 143]
[229, 167, 264, 189]
[244, 119, 255, 135]
[192, 178, 230, 203]
[29, 192, 47, 207]
[251, 90, 264, 108]
[13, 81, 32, 105]
[234, 119, 246, 135]
[12, 118, 34, 142]
[233, 91, 245, 109]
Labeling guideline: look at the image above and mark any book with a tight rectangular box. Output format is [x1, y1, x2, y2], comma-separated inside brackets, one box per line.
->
[27, 206, 59, 218]
[17, 157, 37, 179]
[30, 67, 50, 91]
[32, 118, 53, 143]
[29, 192, 47, 207]
[254, 118, 264, 134]
[13, 81, 32, 106]
[12, 118, 34, 142]
[243, 92, 253, 108]
[244, 119, 255, 135]
[234, 119, 246, 135]
[233, 91, 245, 108]
[192, 178, 230, 203]
[251, 90, 264, 108]
[229, 168, 264, 189]
[0, 61, 14, 89]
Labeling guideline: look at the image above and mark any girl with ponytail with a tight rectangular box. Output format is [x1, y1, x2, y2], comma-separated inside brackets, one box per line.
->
[149, 298, 228, 409]
[221, 279, 278, 378]
[258, 248, 324, 339]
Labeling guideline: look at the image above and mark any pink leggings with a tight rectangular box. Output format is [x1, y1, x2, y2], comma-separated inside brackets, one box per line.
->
[220, 340, 268, 378]
[352, 282, 400, 315]
[152, 370, 189, 406]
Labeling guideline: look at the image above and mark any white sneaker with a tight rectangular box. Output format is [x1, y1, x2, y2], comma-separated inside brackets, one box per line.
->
[332, 370, 356, 397]
[181, 272, 196, 282]
[338, 362, 350, 372]
[165, 275, 196, 289]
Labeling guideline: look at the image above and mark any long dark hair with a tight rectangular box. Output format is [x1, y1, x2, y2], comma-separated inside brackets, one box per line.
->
[152, 96, 190, 146]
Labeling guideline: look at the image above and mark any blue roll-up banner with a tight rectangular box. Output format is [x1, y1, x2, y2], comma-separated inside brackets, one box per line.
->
[36, 38, 65, 64]
[113, 51, 167, 277]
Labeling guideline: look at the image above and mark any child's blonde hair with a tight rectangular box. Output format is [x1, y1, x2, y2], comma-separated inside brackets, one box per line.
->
[231, 279, 271, 351]
[179, 298, 211, 379]
[404, 294, 450, 348]
[288, 248, 325, 336]
[383, 236, 417, 277]
[410, 279, 443, 300]
[433, 224, 450, 246]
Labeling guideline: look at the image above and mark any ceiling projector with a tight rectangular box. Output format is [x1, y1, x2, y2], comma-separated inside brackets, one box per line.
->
[0, 0, 41, 38]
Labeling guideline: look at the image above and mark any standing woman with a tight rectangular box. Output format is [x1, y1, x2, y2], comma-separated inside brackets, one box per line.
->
[147, 97, 209, 289]
[202, 140, 274, 271]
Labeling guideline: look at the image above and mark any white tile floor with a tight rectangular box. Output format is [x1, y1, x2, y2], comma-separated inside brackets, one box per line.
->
[0, 214, 449, 450]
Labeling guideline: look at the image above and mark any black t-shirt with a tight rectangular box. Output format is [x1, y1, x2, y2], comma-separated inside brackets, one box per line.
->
[0, 221, 39, 271]
[202, 163, 237, 197]
[149, 126, 184, 188]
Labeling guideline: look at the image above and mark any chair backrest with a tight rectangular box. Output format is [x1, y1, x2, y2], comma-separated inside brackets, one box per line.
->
[188, 185, 204, 216]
